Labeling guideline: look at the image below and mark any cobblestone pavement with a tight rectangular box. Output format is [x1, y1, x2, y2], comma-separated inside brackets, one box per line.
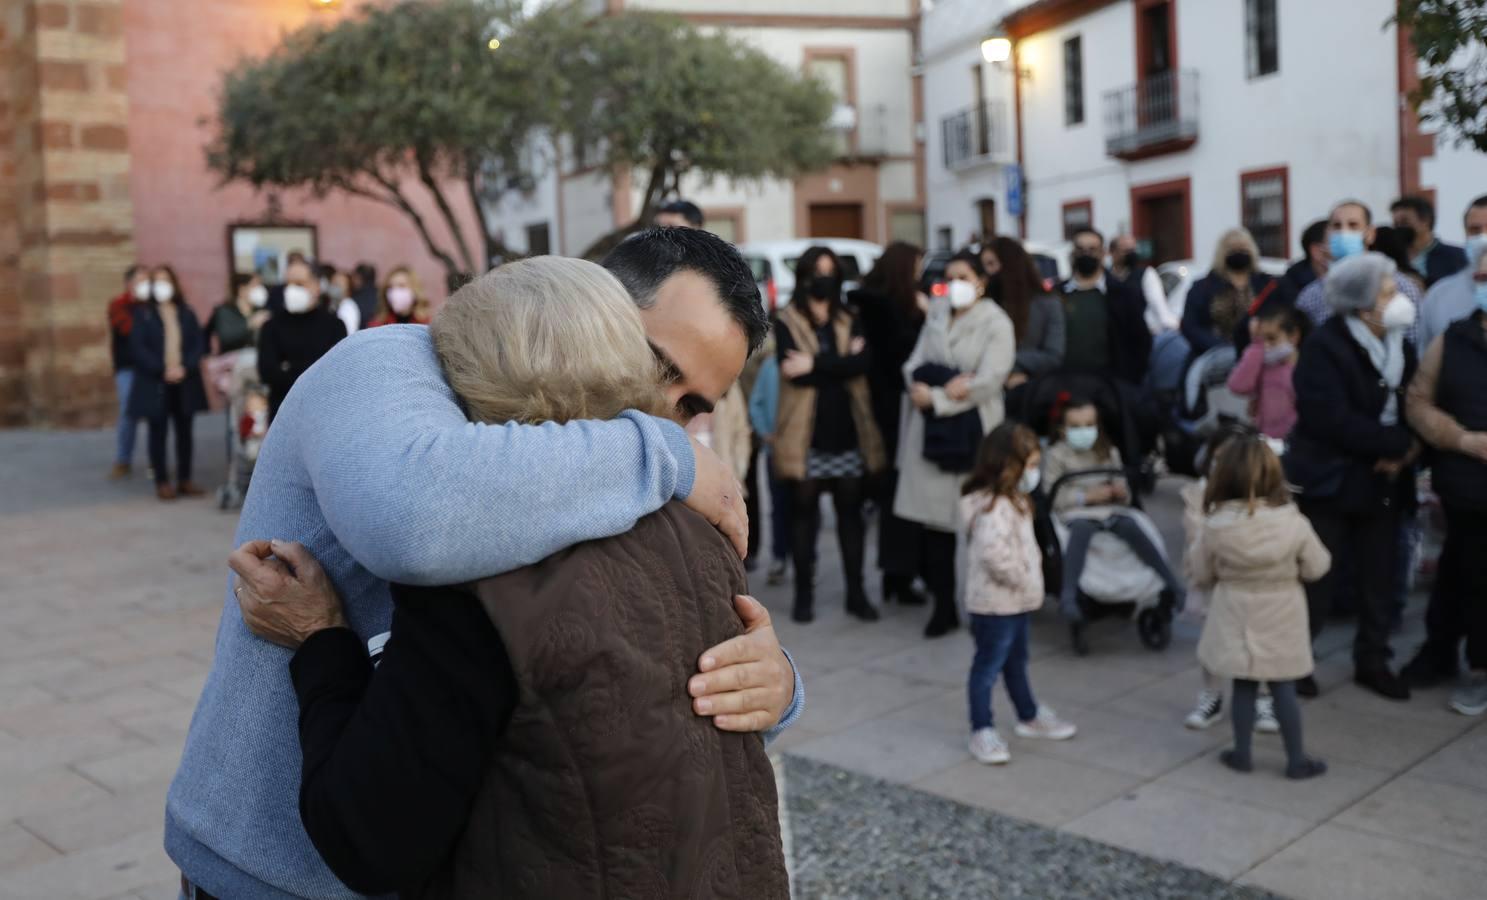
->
[2, 422, 1485, 899]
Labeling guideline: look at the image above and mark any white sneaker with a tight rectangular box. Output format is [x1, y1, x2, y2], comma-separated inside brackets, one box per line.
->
[1449, 673, 1487, 717]
[969, 727, 1011, 764]
[1185, 690, 1223, 730]
[1014, 707, 1077, 741]
[1255, 695, 1281, 734]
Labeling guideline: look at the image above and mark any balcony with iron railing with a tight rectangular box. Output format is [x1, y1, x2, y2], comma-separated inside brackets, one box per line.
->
[1103, 69, 1199, 161]
[941, 100, 1010, 171]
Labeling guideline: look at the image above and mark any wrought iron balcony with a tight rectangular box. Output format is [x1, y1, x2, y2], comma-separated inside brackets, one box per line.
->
[1103, 69, 1199, 160]
[941, 100, 1010, 170]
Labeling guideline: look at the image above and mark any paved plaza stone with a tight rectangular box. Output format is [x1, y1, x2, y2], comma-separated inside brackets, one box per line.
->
[2, 421, 1485, 899]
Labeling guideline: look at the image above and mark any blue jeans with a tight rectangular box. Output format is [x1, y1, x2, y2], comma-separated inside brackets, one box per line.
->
[968, 612, 1039, 731]
[114, 369, 139, 465]
[767, 459, 793, 563]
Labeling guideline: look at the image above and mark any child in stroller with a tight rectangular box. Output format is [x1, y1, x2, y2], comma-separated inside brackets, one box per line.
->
[1043, 393, 1187, 655]
[216, 353, 267, 510]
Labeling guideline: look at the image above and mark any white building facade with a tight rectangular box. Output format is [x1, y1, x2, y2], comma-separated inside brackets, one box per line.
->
[922, 0, 1486, 264]
[486, 0, 927, 257]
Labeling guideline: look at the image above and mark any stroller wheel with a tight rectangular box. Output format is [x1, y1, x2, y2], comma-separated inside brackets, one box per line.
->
[1137, 608, 1171, 651]
[1071, 622, 1091, 657]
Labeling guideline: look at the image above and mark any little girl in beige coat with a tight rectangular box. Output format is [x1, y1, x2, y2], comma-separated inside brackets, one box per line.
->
[1192, 435, 1331, 780]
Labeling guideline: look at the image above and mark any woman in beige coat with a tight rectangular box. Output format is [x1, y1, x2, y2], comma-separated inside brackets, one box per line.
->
[894, 250, 1016, 637]
[1192, 435, 1331, 780]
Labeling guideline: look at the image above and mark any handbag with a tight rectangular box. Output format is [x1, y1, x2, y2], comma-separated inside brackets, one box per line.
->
[913, 363, 982, 473]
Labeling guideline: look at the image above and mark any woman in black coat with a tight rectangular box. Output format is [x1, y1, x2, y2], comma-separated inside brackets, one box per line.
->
[128, 264, 208, 500]
[850, 241, 930, 606]
[1182, 228, 1285, 356]
[257, 259, 347, 421]
[1285, 253, 1420, 701]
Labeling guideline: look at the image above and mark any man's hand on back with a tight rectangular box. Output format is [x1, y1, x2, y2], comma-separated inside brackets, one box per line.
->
[689, 595, 793, 733]
[230, 540, 347, 650]
[684, 437, 748, 559]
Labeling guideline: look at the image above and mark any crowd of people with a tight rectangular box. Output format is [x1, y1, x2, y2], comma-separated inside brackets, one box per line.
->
[94, 189, 1482, 897]
[106, 255, 433, 500]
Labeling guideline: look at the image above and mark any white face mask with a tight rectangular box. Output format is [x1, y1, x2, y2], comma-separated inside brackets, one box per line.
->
[1380, 294, 1416, 331]
[387, 286, 416, 316]
[247, 284, 269, 308]
[947, 279, 979, 310]
[283, 284, 315, 314]
[152, 280, 174, 303]
[1066, 425, 1099, 451]
[132, 280, 151, 301]
[1465, 233, 1487, 266]
[1018, 466, 1041, 494]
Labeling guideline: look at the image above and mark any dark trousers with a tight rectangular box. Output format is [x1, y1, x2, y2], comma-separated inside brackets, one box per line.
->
[922, 528, 958, 624]
[875, 469, 923, 579]
[791, 476, 866, 609]
[1300, 499, 1400, 669]
[1417, 506, 1468, 673]
[1437, 506, 1487, 671]
[967, 613, 1038, 730]
[1059, 513, 1183, 618]
[766, 461, 793, 563]
[744, 439, 763, 562]
[147, 383, 194, 486]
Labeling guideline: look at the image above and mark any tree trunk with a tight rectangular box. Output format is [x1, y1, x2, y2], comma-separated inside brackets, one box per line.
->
[350, 174, 466, 287]
[416, 156, 479, 279]
[576, 159, 670, 261]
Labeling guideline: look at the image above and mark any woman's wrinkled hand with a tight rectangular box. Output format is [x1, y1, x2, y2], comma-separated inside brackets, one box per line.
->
[229, 540, 347, 650]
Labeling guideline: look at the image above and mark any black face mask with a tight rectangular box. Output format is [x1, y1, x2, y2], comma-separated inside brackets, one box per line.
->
[1073, 254, 1102, 278]
[1393, 225, 1417, 248]
[1121, 251, 1141, 270]
[808, 275, 838, 301]
[1225, 250, 1253, 272]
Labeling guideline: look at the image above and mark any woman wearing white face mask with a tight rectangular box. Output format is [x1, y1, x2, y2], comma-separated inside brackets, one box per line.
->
[127, 264, 209, 501]
[367, 266, 431, 327]
[207, 274, 270, 356]
[1285, 252, 1422, 701]
[895, 250, 1017, 637]
[256, 259, 348, 422]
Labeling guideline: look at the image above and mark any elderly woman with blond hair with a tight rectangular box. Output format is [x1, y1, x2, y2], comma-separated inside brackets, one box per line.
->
[235, 257, 789, 900]
[1181, 227, 1286, 356]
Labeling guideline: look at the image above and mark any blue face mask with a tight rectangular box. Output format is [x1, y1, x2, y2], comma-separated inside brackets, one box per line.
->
[1066, 425, 1099, 452]
[1329, 230, 1366, 261]
[1475, 281, 1487, 313]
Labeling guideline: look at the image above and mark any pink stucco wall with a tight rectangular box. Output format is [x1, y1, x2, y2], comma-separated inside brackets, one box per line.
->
[122, 0, 483, 320]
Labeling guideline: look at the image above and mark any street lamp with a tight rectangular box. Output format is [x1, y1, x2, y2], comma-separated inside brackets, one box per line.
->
[981, 34, 1012, 65]
[309, 0, 341, 9]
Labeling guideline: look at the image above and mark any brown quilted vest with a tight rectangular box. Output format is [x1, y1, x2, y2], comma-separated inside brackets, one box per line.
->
[772, 303, 887, 480]
[415, 503, 790, 900]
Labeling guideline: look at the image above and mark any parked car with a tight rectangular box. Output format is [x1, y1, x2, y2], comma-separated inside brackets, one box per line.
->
[1158, 257, 1288, 322]
[738, 238, 883, 312]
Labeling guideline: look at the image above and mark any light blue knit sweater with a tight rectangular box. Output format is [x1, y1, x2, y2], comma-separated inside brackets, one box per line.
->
[164, 326, 804, 899]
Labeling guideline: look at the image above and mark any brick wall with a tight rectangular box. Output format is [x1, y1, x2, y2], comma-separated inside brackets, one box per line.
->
[0, 0, 136, 428]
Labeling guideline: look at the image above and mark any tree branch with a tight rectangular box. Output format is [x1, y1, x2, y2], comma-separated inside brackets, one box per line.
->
[415, 152, 478, 277]
[463, 154, 500, 270]
[363, 170, 464, 281]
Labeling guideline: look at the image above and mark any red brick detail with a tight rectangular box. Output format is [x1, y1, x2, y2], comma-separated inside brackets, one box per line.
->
[39, 61, 89, 92]
[79, 123, 127, 151]
[37, 3, 70, 28]
[104, 64, 128, 92]
[48, 228, 132, 246]
[36, 120, 73, 149]
[34, 181, 102, 203]
[77, 4, 123, 37]
[47, 272, 81, 301]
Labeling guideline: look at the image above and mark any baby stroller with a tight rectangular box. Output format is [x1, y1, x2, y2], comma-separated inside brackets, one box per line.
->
[215, 350, 267, 511]
[1018, 372, 1180, 655]
[1157, 343, 1252, 477]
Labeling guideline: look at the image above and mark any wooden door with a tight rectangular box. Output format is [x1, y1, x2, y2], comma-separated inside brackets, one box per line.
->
[808, 203, 865, 239]
[1131, 178, 1192, 265]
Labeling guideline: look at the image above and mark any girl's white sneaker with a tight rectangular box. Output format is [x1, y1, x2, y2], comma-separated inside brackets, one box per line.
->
[1255, 695, 1281, 734]
[1014, 707, 1078, 740]
[969, 727, 1011, 764]
[1185, 690, 1224, 730]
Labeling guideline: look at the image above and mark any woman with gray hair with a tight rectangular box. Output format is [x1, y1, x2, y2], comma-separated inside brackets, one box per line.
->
[1284, 252, 1421, 701]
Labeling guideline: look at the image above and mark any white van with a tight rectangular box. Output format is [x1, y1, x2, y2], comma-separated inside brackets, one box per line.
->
[738, 238, 883, 312]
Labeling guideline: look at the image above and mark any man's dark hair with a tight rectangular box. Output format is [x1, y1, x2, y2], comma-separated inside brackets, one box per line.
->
[317, 261, 338, 280]
[1390, 195, 1435, 227]
[354, 262, 377, 286]
[124, 264, 142, 284]
[1299, 219, 1328, 254]
[602, 227, 768, 353]
[232, 272, 256, 292]
[1072, 226, 1105, 247]
[1332, 199, 1373, 225]
[656, 199, 705, 228]
[1467, 195, 1487, 222]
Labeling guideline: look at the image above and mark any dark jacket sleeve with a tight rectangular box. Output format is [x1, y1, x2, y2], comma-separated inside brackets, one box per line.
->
[1112, 282, 1153, 383]
[1291, 332, 1413, 462]
[178, 305, 206, 369]
[127, 308, 165, 377]
[256, 321, 289, 394]
[1015, 294, 1065, 377]
[810, 315, 871, 379]
[290, 584, 517, 896]
[1180, 276, 1219, 356]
